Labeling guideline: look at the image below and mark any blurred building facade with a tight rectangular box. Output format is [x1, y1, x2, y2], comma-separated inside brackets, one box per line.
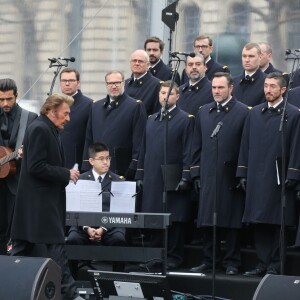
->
[0, 0, 299, 112]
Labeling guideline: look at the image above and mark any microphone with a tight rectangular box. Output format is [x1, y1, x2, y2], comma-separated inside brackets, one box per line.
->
[57, 57, 76, 62]
[285, 49, 292, 61]
[285, 49, 292, 55]
[169, 51, 196, 58]
[48, 58, 57, 63]
[210, 121, 223, 138]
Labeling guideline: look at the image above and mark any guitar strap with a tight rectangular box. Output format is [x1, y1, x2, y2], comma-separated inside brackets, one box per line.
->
[15, 109, 29, 151]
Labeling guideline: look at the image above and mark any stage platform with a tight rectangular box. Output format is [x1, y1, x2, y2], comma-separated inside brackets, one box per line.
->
[74, 242, 300, 300]
[75, 266, 261, 300]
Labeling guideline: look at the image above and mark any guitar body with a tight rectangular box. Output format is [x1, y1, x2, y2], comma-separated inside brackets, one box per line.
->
[0, 146, 16, 179]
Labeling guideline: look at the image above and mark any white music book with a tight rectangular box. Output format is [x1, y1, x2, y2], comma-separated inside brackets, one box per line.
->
[66, 180, 136, 213]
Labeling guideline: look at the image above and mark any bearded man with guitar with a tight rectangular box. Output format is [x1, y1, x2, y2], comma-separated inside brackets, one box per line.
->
[0, 78, 37, 255]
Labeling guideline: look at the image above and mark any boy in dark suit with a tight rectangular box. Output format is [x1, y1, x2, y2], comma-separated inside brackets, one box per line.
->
[67, 142, 127, 277]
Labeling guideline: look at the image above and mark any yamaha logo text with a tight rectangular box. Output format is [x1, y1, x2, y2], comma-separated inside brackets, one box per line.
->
[101, 216, 132, 225]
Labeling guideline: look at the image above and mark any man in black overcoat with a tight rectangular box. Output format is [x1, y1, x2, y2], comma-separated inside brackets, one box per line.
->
[237, 72, 300, 276]
[178, 53, 214, 116]
[189, 73, 249, 275]
[144, 36, 180, 85]
[258, 42, 285, 75]
[125, 49, 161, 115]
[181, 35, 230, 84]
[258, 42, 289, 85]
[60, 67, 93, 170]
[136, 80, 194, 270]
[83, 70, 147, 180]
[0, 78, 37, 255]
[10, 93, 83, 300]
[233, 42, 266, 107]
[67, 142, 127, 277]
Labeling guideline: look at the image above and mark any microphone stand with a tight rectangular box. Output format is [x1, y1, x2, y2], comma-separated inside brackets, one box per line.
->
[210, 122, 222, 300]
[278, 51, 300, 275]
[47, 58, 71, 96]
[161, 55, 181, 275]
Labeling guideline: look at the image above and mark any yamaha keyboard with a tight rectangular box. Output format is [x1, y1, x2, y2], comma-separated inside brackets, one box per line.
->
[66, 212, 170, 229]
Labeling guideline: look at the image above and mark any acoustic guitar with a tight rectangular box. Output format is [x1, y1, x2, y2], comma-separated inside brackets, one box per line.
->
[0, 146, 18, 179]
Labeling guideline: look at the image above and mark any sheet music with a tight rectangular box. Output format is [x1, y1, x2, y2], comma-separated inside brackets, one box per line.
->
[66, 180, 102, 212]
[110, 181, 136, 213]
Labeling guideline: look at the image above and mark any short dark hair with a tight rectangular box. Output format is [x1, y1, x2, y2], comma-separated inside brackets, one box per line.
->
[212, 72, 233, 86]
[144, 36, 165, 52]
[160, 80, 179, 94]
[88, 142, 109, 158]
[186, 52, 206, 65]
[265, 72, 287, 88]
[0, 78, 18, 97]
[60, 67, 80, 81]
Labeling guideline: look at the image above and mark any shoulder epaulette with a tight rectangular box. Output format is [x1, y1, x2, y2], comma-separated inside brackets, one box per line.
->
[188, 114, 195, 118]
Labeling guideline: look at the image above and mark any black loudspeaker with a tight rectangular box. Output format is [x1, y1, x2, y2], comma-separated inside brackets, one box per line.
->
[0, 255, 61, 300]
[253, 274, 300, 300]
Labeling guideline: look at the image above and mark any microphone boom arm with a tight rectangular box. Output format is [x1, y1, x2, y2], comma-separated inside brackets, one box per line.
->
[47, 57, 75, 96]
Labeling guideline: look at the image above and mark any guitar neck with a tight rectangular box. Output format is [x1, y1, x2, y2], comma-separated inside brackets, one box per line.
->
[0, 149, 18, 166]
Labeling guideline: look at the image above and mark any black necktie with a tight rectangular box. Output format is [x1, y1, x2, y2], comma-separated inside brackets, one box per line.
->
[268, 106, 276, 112]
[217, 103, 223, 112]
[159, 111, 166, 121]
[98, 176, 102, 183]
[245, 75, 251, 81]
[107, 101, 116, 110]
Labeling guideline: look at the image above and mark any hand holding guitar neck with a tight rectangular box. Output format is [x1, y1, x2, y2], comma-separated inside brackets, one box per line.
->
[17, 145, 23, 159]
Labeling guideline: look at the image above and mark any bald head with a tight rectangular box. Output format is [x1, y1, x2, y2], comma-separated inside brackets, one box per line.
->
[258, 42, 273, 70]
[130, 49, 150, 77]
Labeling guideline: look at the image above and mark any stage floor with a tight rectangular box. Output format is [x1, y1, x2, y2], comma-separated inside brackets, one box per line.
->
[76, 261, 262, 300]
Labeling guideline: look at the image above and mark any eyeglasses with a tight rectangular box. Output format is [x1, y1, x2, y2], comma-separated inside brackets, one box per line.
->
[194, 45, 209, 49]
[60, 79, 77, 83]
[92, 156, 112, 162]
[130, 59, 148, 64]
[106, 81, 123, 87]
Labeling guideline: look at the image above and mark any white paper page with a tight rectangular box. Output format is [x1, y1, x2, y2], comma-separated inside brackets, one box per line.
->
[110, 181, 136, 213]
[66, 180, 102, 212]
